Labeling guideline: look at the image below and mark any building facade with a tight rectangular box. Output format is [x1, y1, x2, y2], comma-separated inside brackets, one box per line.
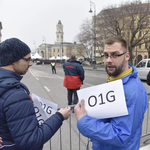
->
[37, 20, 86, 60]
[94, 1, 150, 64]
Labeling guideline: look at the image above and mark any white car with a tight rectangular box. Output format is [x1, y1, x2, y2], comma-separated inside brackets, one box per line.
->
[136, 59, 150, 80]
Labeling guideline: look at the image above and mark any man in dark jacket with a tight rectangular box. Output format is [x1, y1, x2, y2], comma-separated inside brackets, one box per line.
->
[0, 38, 71, 150]
[63, 54, 84, 109]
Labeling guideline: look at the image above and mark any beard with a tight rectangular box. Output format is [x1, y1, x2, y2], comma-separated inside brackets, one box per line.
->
[105, 59, 125, 77]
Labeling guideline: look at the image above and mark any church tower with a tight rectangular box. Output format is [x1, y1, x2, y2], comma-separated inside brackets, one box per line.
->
[56, 20, 63, 44]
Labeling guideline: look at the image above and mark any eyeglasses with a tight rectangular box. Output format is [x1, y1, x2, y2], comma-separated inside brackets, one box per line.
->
[103, 52, 127, 59]
[22, 58, 32, 62]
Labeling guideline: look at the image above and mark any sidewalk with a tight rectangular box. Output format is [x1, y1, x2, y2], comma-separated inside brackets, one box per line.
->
[83, 66, 105, 71]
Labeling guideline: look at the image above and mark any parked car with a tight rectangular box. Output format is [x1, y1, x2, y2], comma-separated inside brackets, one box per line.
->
[136, 59, 150, 80]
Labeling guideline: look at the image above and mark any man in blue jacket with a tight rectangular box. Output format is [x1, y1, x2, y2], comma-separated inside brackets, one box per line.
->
[74, 36, 148, 150]
[63, 54, 84, 109]
[0, 38, 71, 150]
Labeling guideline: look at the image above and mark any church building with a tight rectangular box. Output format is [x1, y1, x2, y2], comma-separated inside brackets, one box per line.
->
[37, 20, 86, 60]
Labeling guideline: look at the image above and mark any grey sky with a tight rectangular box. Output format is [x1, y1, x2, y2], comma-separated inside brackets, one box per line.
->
[0, 0, 146, 52]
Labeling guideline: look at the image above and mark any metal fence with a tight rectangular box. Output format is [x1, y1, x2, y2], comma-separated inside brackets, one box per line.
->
[44, 94, 150, 150]
[56, 104, 88, 150]
[43, 104, 90, 150]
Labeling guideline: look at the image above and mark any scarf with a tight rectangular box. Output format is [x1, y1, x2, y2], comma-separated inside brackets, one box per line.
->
[107, 66, 133, 82]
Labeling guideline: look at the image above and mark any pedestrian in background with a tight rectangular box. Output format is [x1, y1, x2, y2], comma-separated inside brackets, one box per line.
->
[0, 38, 71, 150]
[63, 54, 84, 112]
[51, 61, 56, 74]
[74, 36, 148, 150]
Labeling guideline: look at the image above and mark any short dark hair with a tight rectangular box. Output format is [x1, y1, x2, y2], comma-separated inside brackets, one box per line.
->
[104, 36, 128, 51]
[70, 54, 76, 60]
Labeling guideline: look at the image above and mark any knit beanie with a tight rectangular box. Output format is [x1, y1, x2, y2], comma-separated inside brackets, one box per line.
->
[0, 38, 31, 66]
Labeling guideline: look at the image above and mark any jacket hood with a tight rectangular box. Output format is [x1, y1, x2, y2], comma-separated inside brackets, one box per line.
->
[0, 68, 23, 96]
[67, 59, 81, 64]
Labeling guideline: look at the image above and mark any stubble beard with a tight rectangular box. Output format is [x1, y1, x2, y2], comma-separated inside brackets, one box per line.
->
[105, 60, 125, 77]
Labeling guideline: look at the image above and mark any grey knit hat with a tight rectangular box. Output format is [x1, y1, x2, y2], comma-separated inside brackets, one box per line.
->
[0, 38, 31, 66]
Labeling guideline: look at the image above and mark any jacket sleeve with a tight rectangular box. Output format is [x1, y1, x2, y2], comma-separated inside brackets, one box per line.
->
[3, 89, 63, 150]
[77, 83, 148, 147]
[63, 63, 65, 72]
[147, 71, 150, 85]
[77, 115, 132, 147]
[77, 65, 84, 82]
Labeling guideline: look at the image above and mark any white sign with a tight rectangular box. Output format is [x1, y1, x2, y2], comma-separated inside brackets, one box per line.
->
[32, 93, 58, 125]
[77, 79, 128, 119]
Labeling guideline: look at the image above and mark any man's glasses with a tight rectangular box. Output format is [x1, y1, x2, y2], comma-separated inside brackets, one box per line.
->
[103, 52, 127, 59]
[22, 58, 32, 62]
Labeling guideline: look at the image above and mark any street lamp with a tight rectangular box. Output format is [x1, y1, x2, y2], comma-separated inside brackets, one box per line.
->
[43, 36, 46, 59]
[33, 41, 37, 53]
[89, 1, 97, 69]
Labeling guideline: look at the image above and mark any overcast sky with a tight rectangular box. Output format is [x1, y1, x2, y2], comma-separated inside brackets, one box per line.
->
[0, 0, 146, 52]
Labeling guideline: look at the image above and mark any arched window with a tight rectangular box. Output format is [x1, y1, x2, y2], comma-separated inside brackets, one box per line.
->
[137, 55, 142, 63]
[41, 51, 44, 58]
[144, 55, 147, 59]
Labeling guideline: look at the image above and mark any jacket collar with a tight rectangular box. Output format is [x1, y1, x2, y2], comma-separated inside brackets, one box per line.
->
[121, 64, 138, 84]
[0, 67, 27, 96]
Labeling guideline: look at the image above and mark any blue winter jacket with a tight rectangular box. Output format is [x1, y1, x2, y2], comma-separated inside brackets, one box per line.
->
[77, 65, 148, 150]
[0, 68, 63, 150]
[63, 59, 84, 89]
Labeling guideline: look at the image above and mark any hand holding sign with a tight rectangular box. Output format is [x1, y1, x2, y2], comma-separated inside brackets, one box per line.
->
[32, 93, 58, 125]
[77, 80, 128, 119]
[74, 99, 87, 121]
[58, 107, 71, 120]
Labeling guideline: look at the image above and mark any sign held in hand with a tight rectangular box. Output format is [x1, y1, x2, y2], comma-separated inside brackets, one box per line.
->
[77, 80, 128, 119]
[32, 93, 58, 125]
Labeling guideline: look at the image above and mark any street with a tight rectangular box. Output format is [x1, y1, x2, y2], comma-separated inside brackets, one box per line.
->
[22, 64, 150, 150]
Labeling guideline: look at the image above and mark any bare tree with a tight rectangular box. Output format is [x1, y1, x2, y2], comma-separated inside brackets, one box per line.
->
[75, 18, 105, 63]
[75, 19, 93, 61]
[97, 0, 150, 64]
[144, 36, 150, 58]
[76, 44, 86, 58]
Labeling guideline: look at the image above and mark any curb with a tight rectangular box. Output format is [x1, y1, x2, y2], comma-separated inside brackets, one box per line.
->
[83, 67, 105, 72]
